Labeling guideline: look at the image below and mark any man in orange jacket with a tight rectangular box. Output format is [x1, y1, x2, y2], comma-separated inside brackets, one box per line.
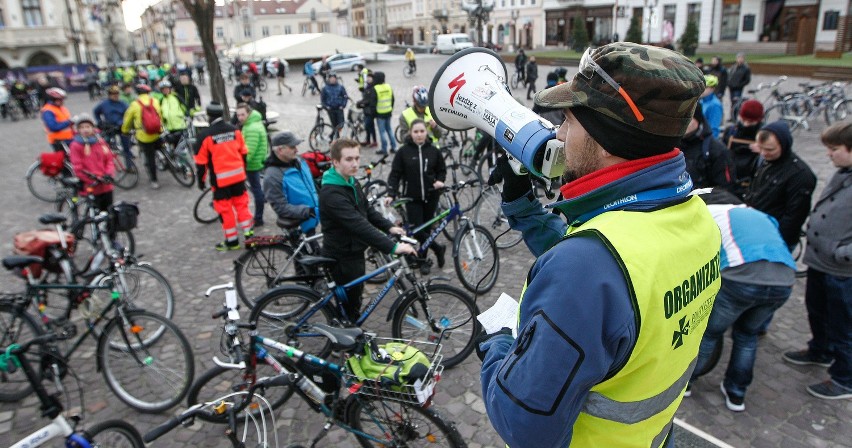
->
[40, 88, 74, 151]
[194, 102, 254, 251]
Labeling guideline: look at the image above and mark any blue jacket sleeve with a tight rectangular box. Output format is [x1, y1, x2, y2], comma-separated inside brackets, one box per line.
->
[502, 194, 568, 257]
[705, 104, 722, 139]
[93, 103, 105, 126]
[42, 109, 72, 132]
[481, 236, 637, 448]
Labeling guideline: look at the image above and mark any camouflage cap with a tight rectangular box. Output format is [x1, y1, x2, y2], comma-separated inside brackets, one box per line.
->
[534, 43, 706, 138]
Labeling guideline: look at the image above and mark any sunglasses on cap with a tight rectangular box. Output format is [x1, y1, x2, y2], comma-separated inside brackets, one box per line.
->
[578, 47, 644, 123]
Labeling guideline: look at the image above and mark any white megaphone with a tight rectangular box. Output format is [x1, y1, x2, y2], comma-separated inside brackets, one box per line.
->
[429, 48, 564, 179]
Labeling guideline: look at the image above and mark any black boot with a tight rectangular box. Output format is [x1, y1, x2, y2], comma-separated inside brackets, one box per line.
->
[431, 242, 446, 268]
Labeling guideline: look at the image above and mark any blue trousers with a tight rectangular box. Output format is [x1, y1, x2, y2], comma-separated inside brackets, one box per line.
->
[376, 116, 395, 153]
[246, 170, 265, 224]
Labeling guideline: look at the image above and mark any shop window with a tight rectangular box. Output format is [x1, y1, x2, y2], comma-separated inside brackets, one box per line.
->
[742, 14, 755, 32]
[823, 10, 839, 30]
[720, 3, 739, 40]
[22, 0, 44, 27]
[687, 2, 700, 26]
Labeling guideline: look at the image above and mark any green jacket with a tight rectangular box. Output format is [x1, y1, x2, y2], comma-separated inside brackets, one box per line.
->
[160, 94, 187, 132]
[242, 110, 268, 172]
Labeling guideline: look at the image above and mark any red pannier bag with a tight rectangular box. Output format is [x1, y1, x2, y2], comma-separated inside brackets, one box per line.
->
[40, 152, 66, 177]
[13, 230, 75, 278]
[302, 151, 331, 179]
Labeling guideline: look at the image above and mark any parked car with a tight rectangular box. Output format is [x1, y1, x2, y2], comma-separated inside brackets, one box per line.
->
[311, 53, 366, 73]
[436, 34, 473, 54]
[263, 57, 289, 77]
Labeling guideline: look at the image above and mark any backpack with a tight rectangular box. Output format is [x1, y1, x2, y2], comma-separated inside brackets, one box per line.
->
[137, 98, 162, 134]
[345, 341, 433, 403]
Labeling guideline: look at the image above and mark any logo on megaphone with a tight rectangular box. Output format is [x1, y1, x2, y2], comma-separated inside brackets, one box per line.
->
[429, 48, 564, 178]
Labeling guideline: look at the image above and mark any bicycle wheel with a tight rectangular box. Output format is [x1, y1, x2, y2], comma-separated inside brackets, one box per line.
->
[193, 187, 219, 224]
[308, 124, 334, 152]
[169, 144, 196, 187]
[301, 79, 308, 96]
[0, 303, 45, 402]
[453, 223, 499, 294]
[155, 150, 168, 172]
[452, 163, 483, 213]
[457, 138, 477, 167]
[249, 286, 335, 358]
[84, 419, 145, 448]
[26, 160, 67, 203]
[510, 72, 520, 90]
[791, 231, 808, 278]
[475, 187, 523, 249]
[258, 79, 267, 92]
[391, 284, 480, 368]
[350, 122, 369, 145]
[347, 396, 465, 448]
[98, 310, 194, 413]
[187, 361, 296, 424]
[832, 99, 850, 122]
[112, 153, 139, 190]
[395, 124, 406, 144]
[365, 247, 392, 285]
[234, 243, 300, 306]
[403, 66, 414, 78]
[95, 264, 175, 321]
[436, 194, 461, 241]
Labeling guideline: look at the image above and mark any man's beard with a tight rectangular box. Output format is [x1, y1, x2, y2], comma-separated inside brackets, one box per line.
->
[563, 135, 602, 182]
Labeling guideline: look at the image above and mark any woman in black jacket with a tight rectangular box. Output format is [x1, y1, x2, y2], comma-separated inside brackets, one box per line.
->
[385, 119, 448, 266]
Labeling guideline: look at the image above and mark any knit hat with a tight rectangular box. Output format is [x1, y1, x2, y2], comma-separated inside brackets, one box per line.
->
[271, 131, 302, 148]
[535, 42, 705, 159]
[738, 99, 764, 122]
[206, 102, 224, 119]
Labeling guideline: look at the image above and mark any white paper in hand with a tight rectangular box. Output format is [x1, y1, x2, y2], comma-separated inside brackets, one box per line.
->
[477, 293, 519, 338]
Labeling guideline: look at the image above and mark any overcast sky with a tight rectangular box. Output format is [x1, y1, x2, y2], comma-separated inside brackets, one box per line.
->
[123, 0, 157, 31]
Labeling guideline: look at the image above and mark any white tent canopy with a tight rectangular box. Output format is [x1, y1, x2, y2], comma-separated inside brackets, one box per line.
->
[223, 33, 389, 60]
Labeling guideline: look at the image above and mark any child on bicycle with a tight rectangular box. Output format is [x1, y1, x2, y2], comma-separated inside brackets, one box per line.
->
[69, 113, 115, 211]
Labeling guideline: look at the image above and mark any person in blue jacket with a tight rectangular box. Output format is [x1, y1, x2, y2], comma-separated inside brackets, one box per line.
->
[700, 75, 724, 138]
[93, 85, 133, 167]
[320, 73, 349, 140]
[303, 59, 319, 95]
[686, 189, 796, 412]
[479, 43, 721, 447]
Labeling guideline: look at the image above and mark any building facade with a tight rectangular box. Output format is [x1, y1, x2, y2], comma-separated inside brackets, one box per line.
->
[138, 0, 338, 64]
[0, 0, 130, 69]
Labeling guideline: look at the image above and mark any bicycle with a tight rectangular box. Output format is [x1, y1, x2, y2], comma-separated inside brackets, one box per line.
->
[249, 234, 480, 367]
[25, 143, 75, 203]
[0, 334, 145, 448]
[178, 283, 465, 447]
[403, 63, 417, 78]
[302, 75, 319, 96]
[156, 129, 196, 187]
[509, 69, 525, 90]
[0, 212, 191, 412]
[308, 104, 335, 152]
[192, 181, 258, 225]
[98, 126, 140, 190]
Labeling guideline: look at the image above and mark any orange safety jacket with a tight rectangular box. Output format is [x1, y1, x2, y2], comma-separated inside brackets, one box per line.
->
[194, 118, 248, 189]
[41, 103, 74, 144]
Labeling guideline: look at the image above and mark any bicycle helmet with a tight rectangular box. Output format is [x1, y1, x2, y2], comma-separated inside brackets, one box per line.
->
[704, 75, 719, 88]
[45, 87, 67, 100]
[413, 86, 429, 107]
[158, 80, 172, 89]
[73, 113, 96, 127]
[135, 84, 152, 94]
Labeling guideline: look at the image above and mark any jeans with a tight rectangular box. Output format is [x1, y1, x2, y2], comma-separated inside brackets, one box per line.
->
[526, 79, 537, 99]
[364, 114, 376, 144]
[692, 278, 792, 397]
[376, 116, 395, 153]
[119, 134, 134, 167]
[246, 170, 265, 224]
[327, 108, 345, 139]
[806, 268, 852, 388]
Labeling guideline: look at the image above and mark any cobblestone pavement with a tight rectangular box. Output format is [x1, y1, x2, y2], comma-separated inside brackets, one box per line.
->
[0, 54, 848, 447]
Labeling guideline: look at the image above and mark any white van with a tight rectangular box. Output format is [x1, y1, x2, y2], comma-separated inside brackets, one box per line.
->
[436, 34, 473, 54]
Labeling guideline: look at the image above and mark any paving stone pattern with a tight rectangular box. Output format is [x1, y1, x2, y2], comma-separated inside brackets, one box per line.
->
[0, 55, 848, 447]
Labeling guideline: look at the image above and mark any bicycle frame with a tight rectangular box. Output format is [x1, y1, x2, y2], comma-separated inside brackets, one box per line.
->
[410, 203, 462, 258]
[246, 232, 324, 286]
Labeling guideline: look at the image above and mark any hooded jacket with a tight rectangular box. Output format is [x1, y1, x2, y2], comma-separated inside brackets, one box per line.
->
[680, 119, 736, 191]
[321, 82, 349, 110]
[387, 137, 446, 201]
[319, 167, 396, 258]
[241, 110, 268, 172]
[369, 72, 394, 118]
[743, 121, 816, 247]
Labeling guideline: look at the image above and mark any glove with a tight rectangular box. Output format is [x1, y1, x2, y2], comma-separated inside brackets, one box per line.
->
[475, 327, 514, 362]
[488, 155, 532, 202]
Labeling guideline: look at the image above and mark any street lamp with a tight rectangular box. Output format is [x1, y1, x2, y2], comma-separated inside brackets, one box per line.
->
[163, 2, 177, 64]
[511, 10, 519, 50]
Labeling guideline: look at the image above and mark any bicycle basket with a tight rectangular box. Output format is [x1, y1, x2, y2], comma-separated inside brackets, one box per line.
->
[109, 201, 140, 231]
[13, 229, 75, 277]
[344, 339, 443, 406]
[39, 151, 66, 177]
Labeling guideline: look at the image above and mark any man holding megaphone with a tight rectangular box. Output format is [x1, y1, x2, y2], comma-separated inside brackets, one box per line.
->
[446, 43, 723, 447]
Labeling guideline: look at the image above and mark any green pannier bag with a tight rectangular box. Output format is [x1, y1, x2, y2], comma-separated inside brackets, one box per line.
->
[346, 341, 431, 390]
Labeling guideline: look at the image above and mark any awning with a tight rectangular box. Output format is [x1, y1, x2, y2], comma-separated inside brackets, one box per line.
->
[223, 33, 390, 59]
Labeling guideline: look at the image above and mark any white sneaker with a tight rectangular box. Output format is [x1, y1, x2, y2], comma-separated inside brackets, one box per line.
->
[150, 182, 160, 190]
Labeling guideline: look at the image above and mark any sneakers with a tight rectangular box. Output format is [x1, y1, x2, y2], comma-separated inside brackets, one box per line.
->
[244, 229, 255, 238]
[683, 382, 691, 397]
[720, 381, 745, 412]
[783, 350, 833, 367]
[215, 240, 241, 252]
[150, 181, 160, 190]
[807, 380, 852, 400]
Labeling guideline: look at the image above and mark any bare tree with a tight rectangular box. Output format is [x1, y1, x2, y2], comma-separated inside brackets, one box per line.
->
[177, 0, 228, 111]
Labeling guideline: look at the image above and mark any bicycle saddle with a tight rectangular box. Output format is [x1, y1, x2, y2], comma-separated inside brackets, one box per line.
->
[310, 323, 363, 352]
[2, 256, 43, 270]
[60, 177, 83, 189]
[38, 214, 68, 225]
[276, 217, 302, 230]
[297, 255, 337, 269]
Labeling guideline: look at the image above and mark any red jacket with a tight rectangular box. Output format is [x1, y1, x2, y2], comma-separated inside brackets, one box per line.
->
[69, 136, 115, 196]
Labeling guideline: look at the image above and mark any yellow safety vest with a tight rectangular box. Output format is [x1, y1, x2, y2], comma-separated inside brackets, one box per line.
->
[517, 196, 721, 448]
[358, 67, 369, 89]
[401, 106, 438, 142]
[374, 84, 393, 115]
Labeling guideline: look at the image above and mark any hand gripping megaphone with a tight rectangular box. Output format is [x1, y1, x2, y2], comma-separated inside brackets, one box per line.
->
[429, 48, 565, 179]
